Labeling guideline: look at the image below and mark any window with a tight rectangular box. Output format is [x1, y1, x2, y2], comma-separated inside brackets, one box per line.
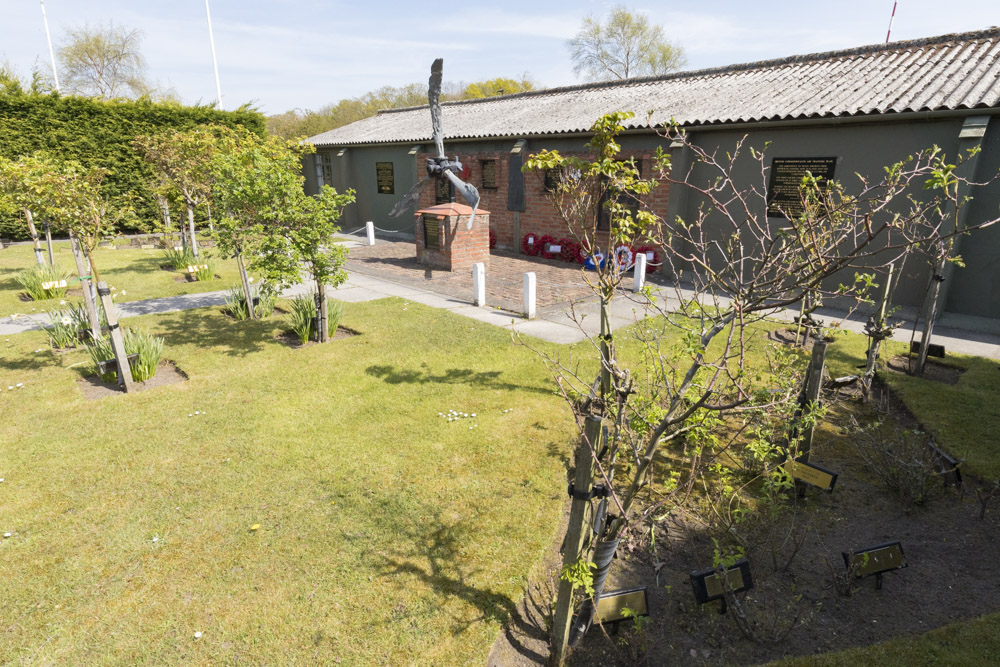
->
[481, 159, 498, 190]
[598, 158, 642, 231]
[315, 152, 334, 188]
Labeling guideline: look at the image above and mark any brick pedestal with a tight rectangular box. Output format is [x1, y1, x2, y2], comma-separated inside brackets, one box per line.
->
[414, 203, 490, 272]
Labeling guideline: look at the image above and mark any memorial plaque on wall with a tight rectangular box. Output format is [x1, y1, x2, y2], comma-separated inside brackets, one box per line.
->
[508, 153, 526, 211]
[375, 162, 394, 195]
[766, 157, 838, 218]
[544, 167, 563, 192]
[435, 176, 451, 204]
[481, 159, 498, 189]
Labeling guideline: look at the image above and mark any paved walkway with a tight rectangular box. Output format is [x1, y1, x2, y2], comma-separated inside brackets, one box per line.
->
[3, 237, 1000, 360]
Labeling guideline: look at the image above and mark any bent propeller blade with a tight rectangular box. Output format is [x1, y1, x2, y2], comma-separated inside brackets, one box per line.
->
[444, 169, 481, 229]
[429, 59, 445, 160]
[388, 176, 431, 217]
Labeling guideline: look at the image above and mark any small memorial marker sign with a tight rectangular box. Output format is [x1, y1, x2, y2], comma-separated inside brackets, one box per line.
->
[910, 341, 946, 358]
[783, 457, 838, 492]
[594, 587, 649, 626]
[843, 541, 906, 590]
[187, 264, 209, 273]
[41, 279, 68, 290]
[690, 559, 753, 614]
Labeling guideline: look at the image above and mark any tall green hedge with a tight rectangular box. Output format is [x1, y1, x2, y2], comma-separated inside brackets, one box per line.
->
[0, 92, 264, 239]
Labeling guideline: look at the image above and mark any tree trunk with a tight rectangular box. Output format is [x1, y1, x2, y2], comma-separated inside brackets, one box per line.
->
[207, 203, 214, 233]
[24, 208, 45, 266]
[916, 255, 947, 375]
[236, 251, 255, 320]
[70, 232, 101, 340]
[158, 196, 175, 247]
[318, 280, 329, 343]
[44, 221, 54, 266]
[863, 264, 894, 402]
[187, 203, 199, 259]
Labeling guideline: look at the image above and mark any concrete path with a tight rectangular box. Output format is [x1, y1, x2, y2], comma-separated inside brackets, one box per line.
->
[3, 265, 1000, 360]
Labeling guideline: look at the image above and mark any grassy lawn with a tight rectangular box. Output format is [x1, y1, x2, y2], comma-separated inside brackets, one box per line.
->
[0, 241, 242, 317]
[770, 612, 1000, 666]
[822, 329, 1000, 479]
[0, 298, 575, 663]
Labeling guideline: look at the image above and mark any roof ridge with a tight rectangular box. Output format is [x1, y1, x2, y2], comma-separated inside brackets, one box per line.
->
[376, 27, 1000, 117]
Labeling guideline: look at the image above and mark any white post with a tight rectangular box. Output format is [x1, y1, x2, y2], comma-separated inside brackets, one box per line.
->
[365, 221, 375, 246]
[523, 271, 536, 319]
[205, 0, 224, 110]
[633, 253, 647, 292]
[39, 1, 60, 93]
[472, 262, 486, 307]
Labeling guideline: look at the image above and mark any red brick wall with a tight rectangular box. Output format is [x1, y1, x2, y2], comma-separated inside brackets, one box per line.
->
[416, 150, 671, 257]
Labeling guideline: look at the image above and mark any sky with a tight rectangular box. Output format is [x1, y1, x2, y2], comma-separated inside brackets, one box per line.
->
[2, 1, 998, 115]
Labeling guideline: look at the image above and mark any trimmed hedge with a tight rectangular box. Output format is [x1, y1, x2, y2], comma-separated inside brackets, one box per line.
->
[0, 92, 264, 239]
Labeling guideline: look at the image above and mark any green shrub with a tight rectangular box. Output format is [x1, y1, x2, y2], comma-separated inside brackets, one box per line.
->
[43, 309, 78, 350]
[225, 281, 277, 321]
[125, 328, 164, 382]
[67, 299, 107, 334]
[84, 326, 164, 383]
[163, 247, 195, 271]
[328, 300, 344, 333]
[16, 264, 70, 300]
[289, 295, 316, 344]
[194, 259, 216, 282]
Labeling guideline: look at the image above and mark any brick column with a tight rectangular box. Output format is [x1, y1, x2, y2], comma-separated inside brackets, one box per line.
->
[414, 203, 490, 272]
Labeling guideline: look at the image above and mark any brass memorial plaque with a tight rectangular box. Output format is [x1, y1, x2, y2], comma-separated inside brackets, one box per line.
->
[376, 162, 394, 195]
[481, 159, 498, 190]
[784, 458, 837, 491]
[704, 567, 745, 598]
[846, 543, 906, 577]
[766, 157, 838, 218]
[594, 587, 648, 624]
[423, 215, 441, 250]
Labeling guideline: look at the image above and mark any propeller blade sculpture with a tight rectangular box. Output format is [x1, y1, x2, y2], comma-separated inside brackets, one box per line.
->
[389, 59, 481, 229]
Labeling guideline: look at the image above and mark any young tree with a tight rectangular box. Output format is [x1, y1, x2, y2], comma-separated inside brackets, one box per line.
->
[210, 130, 307, 318]
[58, 22, 151, 99]
[0, 153, 65, 265]
[281, 186, 355, 341]
[134, 127, 219, 258]
[525, 114, 999, 662]
[567, 5, 687, 81]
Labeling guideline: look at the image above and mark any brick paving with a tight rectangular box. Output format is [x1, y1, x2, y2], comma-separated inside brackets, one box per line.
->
[347, 239, 604, 313]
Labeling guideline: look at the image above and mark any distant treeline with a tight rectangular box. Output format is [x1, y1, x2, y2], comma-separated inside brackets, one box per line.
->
[267, 75, 536, 141]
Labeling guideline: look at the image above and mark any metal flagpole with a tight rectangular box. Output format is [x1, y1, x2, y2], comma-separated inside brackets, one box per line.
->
[39, 0, 60, 92]
[205, 0, 224, 110]
[885, 1, 898, 44]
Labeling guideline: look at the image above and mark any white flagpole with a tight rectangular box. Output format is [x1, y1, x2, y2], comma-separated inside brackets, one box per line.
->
[39, 0, 60, 92]
[885, 1, 899, 44]
[205, 0, 224, 110]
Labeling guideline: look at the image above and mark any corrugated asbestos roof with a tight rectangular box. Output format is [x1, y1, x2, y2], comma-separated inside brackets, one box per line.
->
[308, 28, 1000, 147]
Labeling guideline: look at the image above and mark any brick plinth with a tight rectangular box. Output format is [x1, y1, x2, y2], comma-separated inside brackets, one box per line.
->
[414, 203, 490, 272]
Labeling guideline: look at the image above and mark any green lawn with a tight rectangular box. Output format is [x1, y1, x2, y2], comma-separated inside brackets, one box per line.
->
[0, 241, 242, 317]
[823, 328, 1000, 479]
[0, 298, 575, 663]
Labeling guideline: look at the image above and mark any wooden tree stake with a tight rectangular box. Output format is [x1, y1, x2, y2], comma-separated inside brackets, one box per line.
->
[96, 281, 135, 393]
[70, 234, 101, 340]
[799, 340, 827, 461]
[551, 415, 601, 665]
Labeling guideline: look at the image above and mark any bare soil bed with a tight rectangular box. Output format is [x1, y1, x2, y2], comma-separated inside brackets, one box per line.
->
[491, 383, 1000, 665]
[77, 360, 188, 399]
[274, 326, 359, 348]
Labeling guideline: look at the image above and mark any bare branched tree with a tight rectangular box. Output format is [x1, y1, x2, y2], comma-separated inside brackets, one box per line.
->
[58, 23, 150, 99]
[568, 5, 687, 81]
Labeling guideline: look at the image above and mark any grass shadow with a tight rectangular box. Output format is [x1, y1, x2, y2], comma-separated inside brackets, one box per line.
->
[365, 363, 551, 395]
[148, 307, 281, 357]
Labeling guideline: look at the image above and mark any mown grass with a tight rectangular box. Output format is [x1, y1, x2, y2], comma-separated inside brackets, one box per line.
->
[0, 241, 240, 316]
[0, 298, 575, 664]
[770, 611, 1000, 666]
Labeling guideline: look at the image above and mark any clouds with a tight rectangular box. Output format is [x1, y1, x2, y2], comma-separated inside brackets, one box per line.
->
[2, 1, 998, 114]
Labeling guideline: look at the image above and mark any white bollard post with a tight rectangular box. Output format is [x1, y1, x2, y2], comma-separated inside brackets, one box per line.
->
[472, 262, 486, 307]
[523, 272, 537, 319]
[633, 253, 647, 292]
[365, 221, 375, 246]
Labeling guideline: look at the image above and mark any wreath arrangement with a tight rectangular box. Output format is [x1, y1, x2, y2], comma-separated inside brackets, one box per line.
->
[521, 233, 540, 256]
[634, 245, 660, 273]
[558, 238, 577, 262]
[575, 243, 590, 264]
[538, 235, 558, 260]
[613, 245, 635, 271]
[489, 228, 497, 249]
